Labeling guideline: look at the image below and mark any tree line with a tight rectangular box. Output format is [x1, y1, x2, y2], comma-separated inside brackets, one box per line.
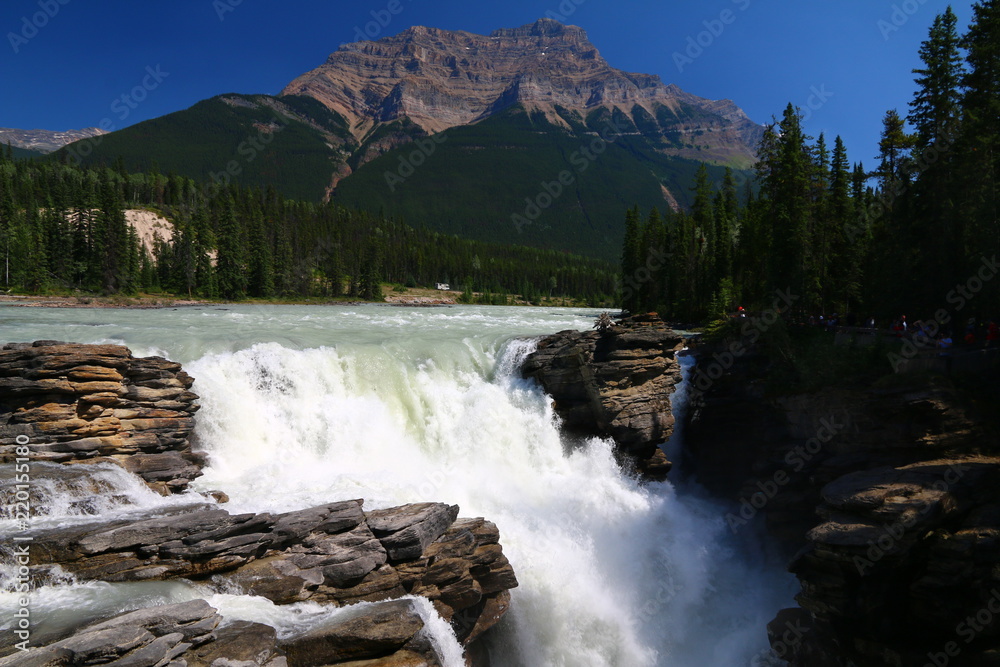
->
[0, 152, 618, 304]
[623, 2, 1000, 325]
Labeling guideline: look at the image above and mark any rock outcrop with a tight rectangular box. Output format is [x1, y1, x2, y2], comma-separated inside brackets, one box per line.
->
[773, 457, 1000, 666]
[0, 598, 453, 667]
[11, 497, 515, 649]
[0, 126, 107, 154]
[684, 335, 1000, 665]
[0, 341, 202, 493]
[520, 315, 684, 479]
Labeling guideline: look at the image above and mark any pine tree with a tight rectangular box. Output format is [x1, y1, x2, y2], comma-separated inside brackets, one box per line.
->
[246, 207, 274, 298]
[359, 236, 383, 302]
[875, 109, 916, 192]
[94, 181, 131, 293]
[215, 195, 247, 300]
[757, 104, 813, 309]
[960, 0, 1000, 313]
[829, 136, 861, 312]
[910, 7, 965, 150]
[909, 7, 965, 306]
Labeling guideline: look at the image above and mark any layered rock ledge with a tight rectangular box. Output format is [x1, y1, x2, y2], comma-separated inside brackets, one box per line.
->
[3, 499, 516, 661]
[0, 597, 459, 667]
[0, 341, 202, 493]
[520, 314, 684, 479]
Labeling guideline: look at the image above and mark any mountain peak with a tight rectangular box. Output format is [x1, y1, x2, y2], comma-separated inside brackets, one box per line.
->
[489, 18, 588, 40]
[281, 19, 761, 165]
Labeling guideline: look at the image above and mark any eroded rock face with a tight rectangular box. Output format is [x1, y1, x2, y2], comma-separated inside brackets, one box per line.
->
[520, 316, 684, 478]
[776, 457, 1000, 666]
[0, 341, 202, 493]
[684, 338, 1000, 664]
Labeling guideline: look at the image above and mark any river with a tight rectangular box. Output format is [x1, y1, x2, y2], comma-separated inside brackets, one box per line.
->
[0, 304, 795, 666]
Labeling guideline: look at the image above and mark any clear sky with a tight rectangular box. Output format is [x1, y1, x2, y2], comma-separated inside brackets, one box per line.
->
[0, 0, 976, 167]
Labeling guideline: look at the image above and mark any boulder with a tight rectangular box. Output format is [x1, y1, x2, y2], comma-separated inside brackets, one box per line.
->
[279, 599, 427, 665]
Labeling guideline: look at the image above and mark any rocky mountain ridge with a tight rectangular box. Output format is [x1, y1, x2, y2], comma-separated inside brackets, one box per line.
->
[283, 18, 762, 167]
[0, 127, 106, 154]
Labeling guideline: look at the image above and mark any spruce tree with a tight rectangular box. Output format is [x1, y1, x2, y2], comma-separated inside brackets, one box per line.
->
[960, 0, 1000, 313]
[909, 7, 965, 305]
[215, 195, 247, 300]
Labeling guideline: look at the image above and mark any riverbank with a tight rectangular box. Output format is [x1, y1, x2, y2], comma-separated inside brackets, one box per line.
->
[0, 287, 603, 310]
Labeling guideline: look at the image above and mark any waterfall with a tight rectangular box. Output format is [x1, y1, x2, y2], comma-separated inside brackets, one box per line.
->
[1, 305, 794, 665]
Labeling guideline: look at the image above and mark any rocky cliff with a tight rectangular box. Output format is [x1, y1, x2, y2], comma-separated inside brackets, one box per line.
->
[282, 18, 762, 167]
[520, 315, 684, 479]
[684, 336, 1000, 665]
[0, 342, 518, 666]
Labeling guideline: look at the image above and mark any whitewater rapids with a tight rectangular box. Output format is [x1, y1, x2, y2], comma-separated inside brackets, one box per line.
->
[0, 304, 794, 666]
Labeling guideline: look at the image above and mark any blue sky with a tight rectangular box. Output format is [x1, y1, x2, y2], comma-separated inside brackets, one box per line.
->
[0, 0, 976, 167]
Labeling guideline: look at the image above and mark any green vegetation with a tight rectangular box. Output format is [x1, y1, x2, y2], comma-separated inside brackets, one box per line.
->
[8, 145, 44, 160]
[0, 152, 616, 304]
[335, 105, 741, 262]
[54, 93, 747, 263]
[622, 3, 1000, 326]
[57, 94, 354, 203]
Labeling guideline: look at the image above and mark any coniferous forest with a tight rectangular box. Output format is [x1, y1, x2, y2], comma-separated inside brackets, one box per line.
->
[3, 4, 998, 320]
[0, 152, 618, 305]
[622, 4, 1000, 325]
